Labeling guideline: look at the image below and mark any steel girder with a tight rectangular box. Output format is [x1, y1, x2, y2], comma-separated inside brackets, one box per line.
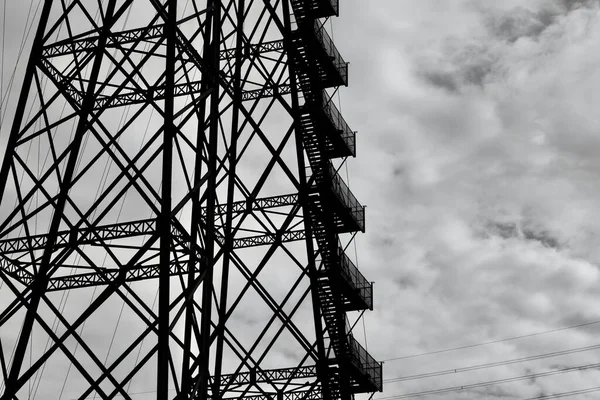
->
[0, 0, 374, 399]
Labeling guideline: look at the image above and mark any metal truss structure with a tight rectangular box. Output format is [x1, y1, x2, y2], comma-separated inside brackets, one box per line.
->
[0, 0, 382, 399]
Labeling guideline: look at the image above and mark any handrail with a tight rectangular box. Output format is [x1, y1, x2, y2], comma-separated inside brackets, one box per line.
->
[348, 334, 383, 391]
[326, 0, 339, 16]
[328, 164, 364, 231]
[312, 21, 348, 85]
[338, 244, 372, 309]
[305, 163, 365, 231]
[321, 91, 355, 156]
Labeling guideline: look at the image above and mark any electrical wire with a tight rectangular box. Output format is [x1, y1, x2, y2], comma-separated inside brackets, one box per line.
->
[0, 0, 40, 128]
[377, 361, 600, 399]
[29, 5, 116, 395]
[0, 3, 54, 396]
[383, 318, 600, 362]
[521, 386, 600, 400]
[69, 387, 177, 400]
[384, 342, 600, 383]
[330, 14, 371, 356]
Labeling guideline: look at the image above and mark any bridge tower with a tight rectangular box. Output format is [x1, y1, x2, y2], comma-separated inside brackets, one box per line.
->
[0, 1, 382, 399]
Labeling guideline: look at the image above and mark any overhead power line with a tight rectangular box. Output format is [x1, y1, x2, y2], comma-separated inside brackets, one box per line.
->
[382, 319, 600, 362]
[376, 361, 600, 399]
[521, 385, 600, 399]
[384, 343, 600, 383]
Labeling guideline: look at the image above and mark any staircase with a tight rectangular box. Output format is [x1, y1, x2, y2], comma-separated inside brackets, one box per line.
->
[289, 0, 339, 23]
[299, 91, 356, 159]
[291, 21, 348, 97]
[289, 0, 382, 396]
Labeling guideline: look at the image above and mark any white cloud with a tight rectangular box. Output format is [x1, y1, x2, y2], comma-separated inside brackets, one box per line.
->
[333, 0, 600, 398]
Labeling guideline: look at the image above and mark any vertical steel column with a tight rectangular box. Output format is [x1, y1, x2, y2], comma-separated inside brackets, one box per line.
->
[157, 0, 177, 398]
[182, 0, 216, 395]
[198, 1, 222, 399]
[213, 0, 244, 397]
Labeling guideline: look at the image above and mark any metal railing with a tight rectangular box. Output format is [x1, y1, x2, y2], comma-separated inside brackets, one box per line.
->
[338, 244, 372, 309]
[305, 163, 365, 231]
[324, 0, 339, 16]
[321, 91, 356, 156]
[328, 164, 365, 231]
[312, 21, 348, 85]
[348, 334, 383, 391]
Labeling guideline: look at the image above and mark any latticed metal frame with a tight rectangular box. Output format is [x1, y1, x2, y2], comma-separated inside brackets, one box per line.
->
[0, 1, 380, 399]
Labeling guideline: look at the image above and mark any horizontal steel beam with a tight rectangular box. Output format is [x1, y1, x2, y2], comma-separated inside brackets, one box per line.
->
[0, 225, 307, 290]
[0, 217, 307, 256]
[42, 24, 284, 61]
[95, 81, 292, 108]
[220, 389, 320, 400]
[218, 366, 317, 386]
[201, 194, 298, 216]
[46, 260, 200, 291]
[214, 230, 306, 249]
[0, 219, 156, 254]
[42, 25, 164, 57]
[241, 85, 292, 101]
[220, 39, 285, 59]
[93, 81, 210, 109]
[0, 257, 201, 291]
[45, 76, 288, 109]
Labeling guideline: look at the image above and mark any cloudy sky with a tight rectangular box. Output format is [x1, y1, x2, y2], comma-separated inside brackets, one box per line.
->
[332, 0, 600, 399]
[4, 0, 600, 399]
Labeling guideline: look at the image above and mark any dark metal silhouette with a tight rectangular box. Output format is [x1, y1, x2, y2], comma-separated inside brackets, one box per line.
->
[0, 0, 382, 399]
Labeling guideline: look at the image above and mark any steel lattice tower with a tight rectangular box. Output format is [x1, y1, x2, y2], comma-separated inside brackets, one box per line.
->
[0, 1, 382, 399]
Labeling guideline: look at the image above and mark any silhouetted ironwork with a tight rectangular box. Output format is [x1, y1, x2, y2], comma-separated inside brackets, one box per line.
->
[0, 0, 381, 399]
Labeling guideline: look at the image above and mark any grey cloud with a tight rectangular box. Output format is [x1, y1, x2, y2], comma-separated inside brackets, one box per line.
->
[463, 61, 494, 86]
[522, 228, 561, 250]
[473, 386, 520, 399]
[416, 37, 498, 93]
[559, 0, 600, 12]
[488, 221, 519, 239]
[488, 7, 551, 43]
[350, 1, 600, 398]
[417, 52, 495, 92]
[421, 70, 460, 93]
[557, 313, 600, 335]
[393, 276, 417, 290]
[414, 0, 599, 94]
[486, 0, 599, 43]
[485, 221, 562, 250]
